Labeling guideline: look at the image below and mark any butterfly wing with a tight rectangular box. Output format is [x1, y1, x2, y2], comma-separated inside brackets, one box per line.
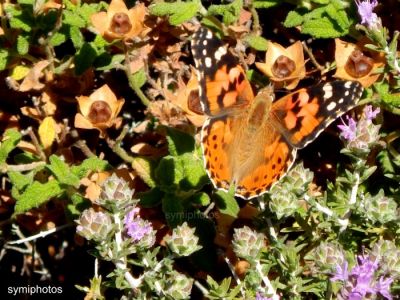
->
[191, 27, 254, 116]
[270, 80, 363, 148]
[202, 113, 296, 199]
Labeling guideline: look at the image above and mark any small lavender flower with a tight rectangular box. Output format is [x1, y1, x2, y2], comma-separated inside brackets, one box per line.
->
[124, 207, 155, 247]
[331, 254, 394, 300]
[355, 0, 379, 29]
[338, 116, 357, 141]
[364, 105, 380, 121]
[256, 291, 274, 300]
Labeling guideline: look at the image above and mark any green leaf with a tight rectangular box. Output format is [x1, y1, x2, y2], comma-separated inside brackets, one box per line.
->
[70, 26, 84, 49]
[95, 53, 125, 71]
[166, 127, 195, 156]
[131, 68, 146, 89]
[8, 170, 33, 191]
[16, 35, 30, 55]
[150, 1, 199, 26]
[284, 10, 304, 28]
[188, 192, 210, 206]
[162, 193, 184, 227]
[214, 189, 239, 218]
[302, 17, 347, 38]
[325, 2, 350, 31]
[132, 157, 157, 188]
[139, 187, 164, 208]
[74, 42, 97, 75]
[208, 0, 243, 25]
[49, 31, 67, 47]
[71, 156, 109, 178]
[63, 9, 86, 27]
[253, 0, 281, 9]
[0, 129, 22, 165]
[0, 49, 9, 71]
[375, 82, 400, 107]
[14, 180, 63, 214]
[155, 156, 184, 193]
[179, 153, 209, 191]
[47, 155, 80, 187]
[244, 35, 268, 51]
[6, 6, 34, 32]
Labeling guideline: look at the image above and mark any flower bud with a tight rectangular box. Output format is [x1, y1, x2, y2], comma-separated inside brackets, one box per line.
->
[97, 174, 135, 210]
[164, 222, 202, 257]
[164, 272, 193, 299]
[76, 208, 113, 241]
[232, 226, 265, 260]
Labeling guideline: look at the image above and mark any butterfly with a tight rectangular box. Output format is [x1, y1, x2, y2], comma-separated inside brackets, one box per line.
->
[191, 27, 364, 200]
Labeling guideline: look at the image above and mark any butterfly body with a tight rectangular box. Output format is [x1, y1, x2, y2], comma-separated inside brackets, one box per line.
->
[192, 27, 363, 199]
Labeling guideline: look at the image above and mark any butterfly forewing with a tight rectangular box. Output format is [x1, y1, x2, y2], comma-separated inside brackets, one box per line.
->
[270, 81, 364, 148]
[191, 28, 254, 117]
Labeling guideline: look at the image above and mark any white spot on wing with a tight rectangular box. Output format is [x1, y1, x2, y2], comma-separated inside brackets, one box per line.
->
[344, 81, 352, 88]
[205, 57, 212, 68]
[202, 49, 207, 55]
[327, 102, 336, 111]
[214, 46, 227, 60]
[206, 30, 212, 39]
[338, 98, 344, 104]
[345, 90, 349, 96]
[203, 40, 208, 46]
[323, 83, 333, 99]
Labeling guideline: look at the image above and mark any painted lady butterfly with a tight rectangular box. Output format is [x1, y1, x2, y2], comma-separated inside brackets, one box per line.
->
[191, 27, 364, 199]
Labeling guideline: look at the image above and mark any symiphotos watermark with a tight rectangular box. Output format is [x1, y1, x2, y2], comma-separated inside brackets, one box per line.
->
[8, 285, 62, 296]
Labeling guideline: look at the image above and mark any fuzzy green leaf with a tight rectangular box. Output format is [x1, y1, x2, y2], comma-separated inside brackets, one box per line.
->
[6, 6, 34, 32]
[49, 31, 67, 47]
[132, 157, 157, 188]
[8, 171, 33, 191]
[0, 49, 9, 71]
[244, 35, 268, 51]
[63, 10, 86, 28]
[16, 35, 30, 55]
[179, 153, 209, 191]
[14, 180, 63, 214]
[70, 26, 84, 49]
[325, 2, 350, 31]
[302, 17, 347, 38]
[166, 127, 195, 156]
[208, 0, 243, 25]
[0, 129, 22, 165]
[47, 155, 80, 187]
[139, 187, 164, 208]
[284, 10, 304, 28]
[162, 193, 184, 227]
[71, 156, 109, 179]
[375, 82, 400, 107]
[188, 192, 210, 206]
[74, 42, 97, 75]
[252, 0, 280, 9]
[156, 156, 184, 193]
[150, 1, 199, 26]
[214, 189, 239, 218]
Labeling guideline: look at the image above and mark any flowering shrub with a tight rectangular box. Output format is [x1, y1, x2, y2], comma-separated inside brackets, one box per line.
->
[1, 0, 400, 299]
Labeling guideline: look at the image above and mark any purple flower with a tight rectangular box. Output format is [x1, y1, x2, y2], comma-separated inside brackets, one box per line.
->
[331, 255, 394, 300]
[338, 116, 357, 141]
[355, 0, 379, 29]
[255, 292, 274, 300]
[364, 105, 380, 121]
[331, 261, 349, 282]
[375, 277, 393, 300]
[124, 207, 153, 242]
